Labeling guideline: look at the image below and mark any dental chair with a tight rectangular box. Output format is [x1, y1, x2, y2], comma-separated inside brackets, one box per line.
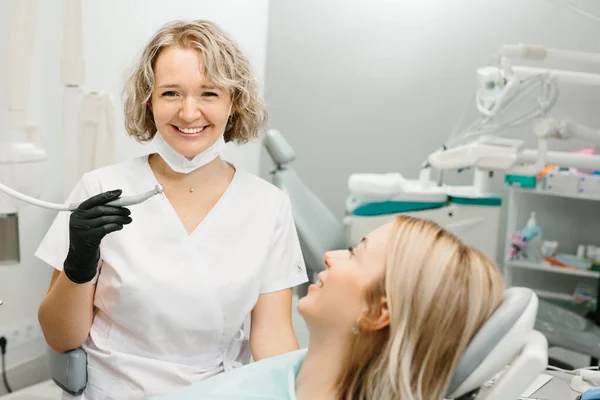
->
[46, 346, 87, 396]
[263, 129, 347, 297]
[447, 287, 547, 399]
[263, 129, 548, 398]
[46, 288, 547, 399]
[263, 128, 600, 370]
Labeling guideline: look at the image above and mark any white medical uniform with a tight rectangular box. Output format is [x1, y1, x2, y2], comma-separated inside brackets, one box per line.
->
[35, 155, 308, 400]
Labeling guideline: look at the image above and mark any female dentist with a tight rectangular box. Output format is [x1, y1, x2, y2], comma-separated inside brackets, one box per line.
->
[36, 20, 308, 400]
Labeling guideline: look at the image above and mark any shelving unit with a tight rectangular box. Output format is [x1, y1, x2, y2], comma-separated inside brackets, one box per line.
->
[533, 289, 573, 302]
[503, 185, 600, 312]
[507, 259, 600, 279]
[511, 186, 600, 202]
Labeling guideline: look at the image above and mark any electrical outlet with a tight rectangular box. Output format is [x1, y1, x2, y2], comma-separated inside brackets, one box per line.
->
[7, 325, 21, 348]
[0, 318, 44, 350]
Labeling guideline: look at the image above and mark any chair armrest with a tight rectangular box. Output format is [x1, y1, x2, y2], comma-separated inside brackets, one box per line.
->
[45, 345, 87, 396]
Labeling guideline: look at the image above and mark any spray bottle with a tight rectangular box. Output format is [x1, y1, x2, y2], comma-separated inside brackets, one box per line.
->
[521, 212, 543, 262]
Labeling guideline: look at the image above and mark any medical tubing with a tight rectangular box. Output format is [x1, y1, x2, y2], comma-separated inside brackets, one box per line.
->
[546, 365, 600, 375]
[552, 0, 600, 24]
[447, 72, 558, 148]
[0, 336, 11, 394]
[0, 181, 163, 211]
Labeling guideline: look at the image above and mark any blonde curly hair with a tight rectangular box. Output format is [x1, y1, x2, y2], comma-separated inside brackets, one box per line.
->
[122, 20, 268, 143]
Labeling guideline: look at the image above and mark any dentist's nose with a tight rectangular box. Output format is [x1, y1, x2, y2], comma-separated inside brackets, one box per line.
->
[179, 97, 202, 122]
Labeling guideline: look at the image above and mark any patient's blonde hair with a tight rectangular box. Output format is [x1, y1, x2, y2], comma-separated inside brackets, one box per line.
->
[122, 20, 268, 143]
[336, 216, 504, 400]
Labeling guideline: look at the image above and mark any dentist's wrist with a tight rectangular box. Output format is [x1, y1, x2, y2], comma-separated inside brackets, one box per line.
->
[63, 248, 101, 284]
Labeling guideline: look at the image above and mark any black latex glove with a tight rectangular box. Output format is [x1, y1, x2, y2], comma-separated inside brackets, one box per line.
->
[63, 189, 132, 284]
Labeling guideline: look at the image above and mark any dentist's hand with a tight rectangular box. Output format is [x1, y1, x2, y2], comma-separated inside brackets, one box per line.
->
[63, 190, 132, 284]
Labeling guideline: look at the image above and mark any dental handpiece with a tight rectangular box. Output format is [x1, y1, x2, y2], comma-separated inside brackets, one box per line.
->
[0, 180, 164, 211]
[69, 184, 164, 210]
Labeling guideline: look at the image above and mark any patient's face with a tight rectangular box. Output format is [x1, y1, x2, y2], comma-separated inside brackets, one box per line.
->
[297, 223, 391, 335]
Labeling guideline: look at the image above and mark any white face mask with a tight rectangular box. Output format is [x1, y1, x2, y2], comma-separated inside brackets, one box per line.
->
[152, 131, 225, 174]
[151, 105, 231, 174]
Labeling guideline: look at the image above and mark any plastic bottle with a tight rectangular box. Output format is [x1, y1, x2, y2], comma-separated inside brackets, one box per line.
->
[521, 212, 542, 262]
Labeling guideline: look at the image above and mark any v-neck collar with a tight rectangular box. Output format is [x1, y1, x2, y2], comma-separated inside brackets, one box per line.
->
[140, 154, 240, 238]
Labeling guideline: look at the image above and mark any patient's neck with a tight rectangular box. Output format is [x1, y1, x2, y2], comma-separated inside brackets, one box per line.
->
[295, 330, 350, 400]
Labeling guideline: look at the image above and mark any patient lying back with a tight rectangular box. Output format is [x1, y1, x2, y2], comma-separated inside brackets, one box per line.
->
[150, 216, 504, 400]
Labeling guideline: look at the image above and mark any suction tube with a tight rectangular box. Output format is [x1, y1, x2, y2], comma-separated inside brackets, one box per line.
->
[0, 182, 164, 211]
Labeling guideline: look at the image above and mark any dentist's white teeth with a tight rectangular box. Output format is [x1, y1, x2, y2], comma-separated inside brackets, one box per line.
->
[177, 126, 206, 134]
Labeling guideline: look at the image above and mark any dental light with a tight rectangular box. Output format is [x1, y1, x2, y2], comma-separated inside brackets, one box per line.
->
[427, 44, 600, 186]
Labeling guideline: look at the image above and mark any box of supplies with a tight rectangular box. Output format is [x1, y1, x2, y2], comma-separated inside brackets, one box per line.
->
[578, 174, 600, 196]
[542, 171, 580, 195]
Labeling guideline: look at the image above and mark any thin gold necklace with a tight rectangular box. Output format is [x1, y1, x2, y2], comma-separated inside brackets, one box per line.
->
[150, 155, 197, 193]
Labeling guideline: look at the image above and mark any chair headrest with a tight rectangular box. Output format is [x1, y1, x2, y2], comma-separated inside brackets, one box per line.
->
[446, 287, 536, 397]
[263, 129, 295, 166]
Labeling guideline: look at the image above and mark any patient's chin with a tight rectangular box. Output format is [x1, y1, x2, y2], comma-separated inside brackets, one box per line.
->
[296, 295, 314, 318]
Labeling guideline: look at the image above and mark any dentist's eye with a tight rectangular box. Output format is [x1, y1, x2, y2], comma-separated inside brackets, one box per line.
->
[348, 246, 355, 257]
[162, 91, 177, 97]
[203, 91, 218, 97]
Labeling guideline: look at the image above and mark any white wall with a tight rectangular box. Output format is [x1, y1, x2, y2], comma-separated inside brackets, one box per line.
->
[81, 0, 269, 173]
[0, 0, 269, 386]
[262, 0, 600, 259]
[263, 0, 600, 368]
